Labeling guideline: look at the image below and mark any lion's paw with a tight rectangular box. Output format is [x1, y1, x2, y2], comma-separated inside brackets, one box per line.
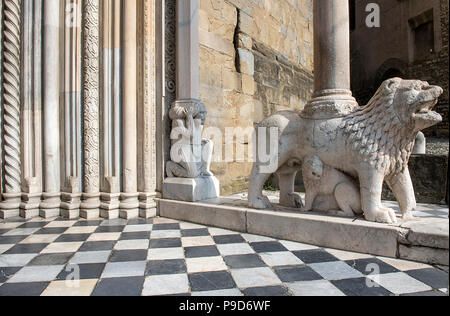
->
[282, 193, 304, 209]
[249, 196, 273, 210]
[369, 207, 398, 224]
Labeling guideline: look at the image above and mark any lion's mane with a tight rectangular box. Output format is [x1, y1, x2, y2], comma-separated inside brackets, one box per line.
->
[340, 79, 416, 176]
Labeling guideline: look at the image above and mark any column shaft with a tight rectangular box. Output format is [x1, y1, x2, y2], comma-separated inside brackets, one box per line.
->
[0, 0, 23, 218]
[20, 0, 43, 218]
[138, 0, 157, 218]
[100, 0, 122, 219]
[176, 0, 200, 100]
[120, 0, 139, 218]
[61, 0, 83, 218]
[41, 0, 61, 218]
[81, 0, 101, 219]
[303, 0, 358, 119]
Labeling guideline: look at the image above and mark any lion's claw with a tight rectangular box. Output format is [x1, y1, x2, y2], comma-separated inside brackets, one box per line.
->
[281, 193, 304, 209]
[370, 207, 398, 224]
[249, 196, 273, 209]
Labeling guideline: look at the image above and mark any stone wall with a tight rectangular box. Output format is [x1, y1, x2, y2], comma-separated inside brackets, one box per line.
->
[408, 0, 449, 137]
[350, 0, 449, 137]
[198, 0, 314, 195]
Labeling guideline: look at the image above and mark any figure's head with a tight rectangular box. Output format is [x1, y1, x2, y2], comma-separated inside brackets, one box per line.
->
[382, 78, 443, 132]
[303, 156, 323, 181]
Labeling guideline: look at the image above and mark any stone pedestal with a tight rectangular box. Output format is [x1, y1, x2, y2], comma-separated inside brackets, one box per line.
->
[163, 177, 219, 202]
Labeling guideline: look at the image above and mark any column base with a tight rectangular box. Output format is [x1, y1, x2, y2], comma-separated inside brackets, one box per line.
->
[20, 192, 42, 219]
[139, 192, 158, 218]
[302, 89, 359, 119]
[0, 193, 22, 210]
[60, 192, 82, 218]
[80, 209, 100, 220]
[120, 193, 140, 219]
[20, 209, 40, 219]
[163, 176, 220, 202]
[61, 209, 80, 219]
[0, 209, 20, 219]
[80, 193, 101, 219]
[100, 193, 121, 219]
[40, 209, 61, 219]
[100, 209, 120, 219]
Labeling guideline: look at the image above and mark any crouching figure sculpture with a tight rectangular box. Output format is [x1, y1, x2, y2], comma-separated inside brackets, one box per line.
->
[248, 78, 443, 224]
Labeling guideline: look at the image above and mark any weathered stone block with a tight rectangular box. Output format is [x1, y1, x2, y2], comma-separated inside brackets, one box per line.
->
[402, 218, 449, 250]
[159, 199, 247, 232]
[163, 177, 220, 202]
[399, 244, 449, 266]
[237, 48, 254, 76]
[241, 74, 255, 95]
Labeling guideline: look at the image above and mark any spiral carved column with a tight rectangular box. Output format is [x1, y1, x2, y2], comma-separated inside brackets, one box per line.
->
[1, 0, 22, 218]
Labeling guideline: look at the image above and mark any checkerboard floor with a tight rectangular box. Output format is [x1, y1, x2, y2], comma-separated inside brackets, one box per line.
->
[0, 216, 448, 296]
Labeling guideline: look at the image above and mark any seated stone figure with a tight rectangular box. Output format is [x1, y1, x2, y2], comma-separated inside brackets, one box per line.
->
[301, 155, 363, 217]
[166, 101, 213, 178]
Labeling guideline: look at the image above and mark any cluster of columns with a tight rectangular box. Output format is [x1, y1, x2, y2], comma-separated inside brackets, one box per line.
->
[0, 0, 161, 220]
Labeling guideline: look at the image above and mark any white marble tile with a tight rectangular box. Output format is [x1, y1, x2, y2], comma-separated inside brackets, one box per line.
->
[259, 252, 304, 267]
[150, 230, 181, 239]
[101, 261, 147, 278]
[181, 236, 215, 247]
[114, 240, 149, 250]
[123, 224, 153, 233]
[0, 254, 37, 267]
[143, 274, 189, 296]
[309, 261, 364, 280]
[368, 272, 432, 295]
[191, 289, 243, 297]
[69, 251, 112, 264]
[288, 280, 345, 296]
[148, 248, 185, 260]
[230, 268, 281, 288]
[186, 256, 227, 274]
[8, 265, 64, 283]
[41, 242, 83, 254]
[217, 243, 255, 256]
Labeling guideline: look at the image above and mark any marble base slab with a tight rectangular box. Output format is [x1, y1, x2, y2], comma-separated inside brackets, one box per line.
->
[163, 177, 220, 202]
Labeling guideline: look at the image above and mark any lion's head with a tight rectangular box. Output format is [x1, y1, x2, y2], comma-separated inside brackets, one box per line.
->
[389, 78, 443, 131]
[303, 155, 323, 181]
[341, 78, 443, 176]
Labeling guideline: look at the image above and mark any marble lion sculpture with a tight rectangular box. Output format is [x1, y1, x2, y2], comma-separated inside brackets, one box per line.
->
[248, 78, 443, 224]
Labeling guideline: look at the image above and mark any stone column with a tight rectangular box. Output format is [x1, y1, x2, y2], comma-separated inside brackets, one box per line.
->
[302, 0, 358, 119]
[80, 0, 101, 219]
[0, 0, 23, 219]
[138, 0, 157, 218]
[61, 0, 83, 219]
[41, 0, 61, 218]
[162, 0, 219, 202]
[120, 0, 139, 219]
[100, 0, 122, 219]
[20, 0, 43, 219]
[176, 0, 199, 100]
[0, 0, 3, 202]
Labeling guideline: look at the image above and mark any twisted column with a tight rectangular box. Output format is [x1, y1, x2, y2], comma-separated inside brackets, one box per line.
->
[1, 0, 22, 218]
[81, 0, 101, 219]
